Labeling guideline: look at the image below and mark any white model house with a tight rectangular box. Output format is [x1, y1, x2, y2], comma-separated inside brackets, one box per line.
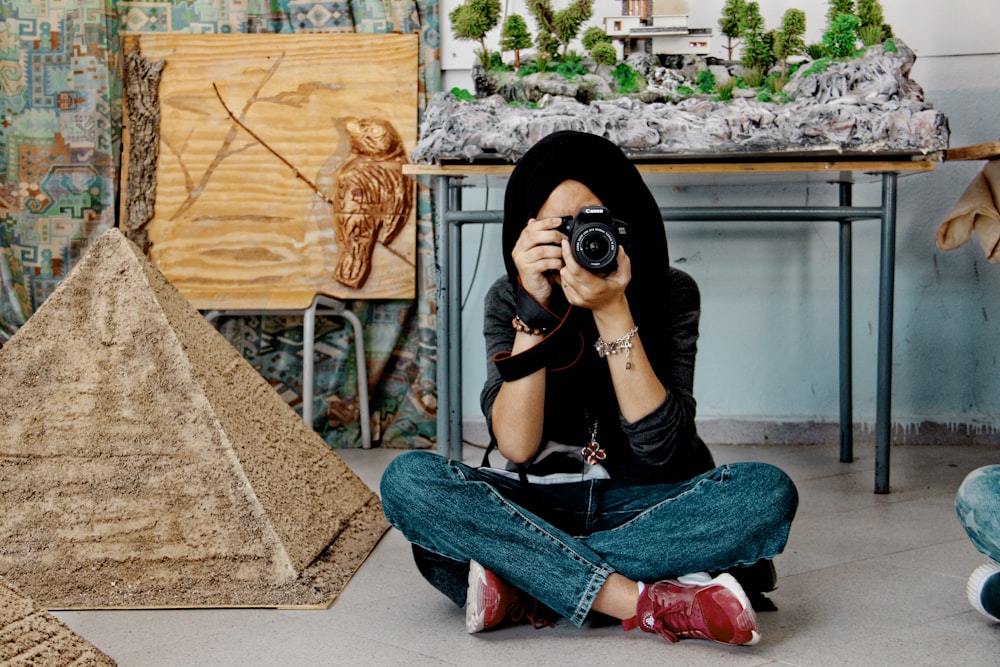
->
[603, 0, 712, 58]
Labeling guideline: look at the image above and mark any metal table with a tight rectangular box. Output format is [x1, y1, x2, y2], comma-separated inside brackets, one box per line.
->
[406, 156, 937, 493]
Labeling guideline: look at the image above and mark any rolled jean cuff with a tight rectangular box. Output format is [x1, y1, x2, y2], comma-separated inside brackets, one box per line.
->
[571, 566, 615, 626]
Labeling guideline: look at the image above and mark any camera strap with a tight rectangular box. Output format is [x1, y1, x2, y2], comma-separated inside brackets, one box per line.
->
[493, 318, 584, 382]
[515, 278, 565, 334]
[493, 280, 582, 381]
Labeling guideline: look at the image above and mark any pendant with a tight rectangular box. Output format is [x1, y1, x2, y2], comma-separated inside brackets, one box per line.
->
[581, 439, 606, 465]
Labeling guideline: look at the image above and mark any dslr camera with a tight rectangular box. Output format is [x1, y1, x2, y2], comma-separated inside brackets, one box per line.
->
[557, 206, 629, 273]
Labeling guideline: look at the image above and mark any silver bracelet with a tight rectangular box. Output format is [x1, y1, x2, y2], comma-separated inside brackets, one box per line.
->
[594, 326, 638, 370]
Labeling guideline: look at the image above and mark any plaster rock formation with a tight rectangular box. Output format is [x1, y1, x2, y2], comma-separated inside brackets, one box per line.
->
[411, 40, 948, 163]
[0, 228, 388, 609]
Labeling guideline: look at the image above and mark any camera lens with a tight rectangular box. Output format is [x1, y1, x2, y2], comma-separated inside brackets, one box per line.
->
[582, 235, 610, 260]
[573, 224, 617, 270]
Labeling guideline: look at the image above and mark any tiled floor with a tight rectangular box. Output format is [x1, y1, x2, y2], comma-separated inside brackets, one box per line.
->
[56, 442, 999, 666]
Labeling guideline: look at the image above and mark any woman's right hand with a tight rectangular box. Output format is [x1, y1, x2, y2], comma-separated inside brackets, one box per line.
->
[511, 216, 566, 307]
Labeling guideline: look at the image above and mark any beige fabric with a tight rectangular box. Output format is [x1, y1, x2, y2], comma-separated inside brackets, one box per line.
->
[937, 159, 1000, 263]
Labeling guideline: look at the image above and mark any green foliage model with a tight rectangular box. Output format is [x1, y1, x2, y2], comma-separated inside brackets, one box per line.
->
[500, 14, 532, 68]
[449, 0, 502, 66]
[823, 12, 861, 57]
[773, 8, 806, 80]
[612, 63, 641, 94]
[826, 0, 855, 28]
[582, 26, 616, 67]
[719, 0, 747, 60]
[856, 0, 892, 45]
[525, 0, 594, 59]
[696, 69, 716, 93]
[450, 87, 478, 101]
[581, 25, 608, 51]
[718, 0, 749, 61]
[739, 2, 773, 71]
[590, 42, 617, 67]
[856, 0, 882, 27]
[715, 79, 736, 101]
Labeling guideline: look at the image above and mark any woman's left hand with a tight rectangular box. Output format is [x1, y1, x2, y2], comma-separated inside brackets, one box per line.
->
[557, 240, 631, 314]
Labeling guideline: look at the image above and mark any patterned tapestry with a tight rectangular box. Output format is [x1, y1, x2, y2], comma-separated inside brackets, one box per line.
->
[0, 0, 441, 448]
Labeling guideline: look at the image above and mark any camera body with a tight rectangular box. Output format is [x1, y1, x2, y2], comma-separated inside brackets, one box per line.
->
[557, 206, 629, 273]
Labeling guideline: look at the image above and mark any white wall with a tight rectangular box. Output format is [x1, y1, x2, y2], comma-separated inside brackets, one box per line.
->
[444, 0, 1000, 442]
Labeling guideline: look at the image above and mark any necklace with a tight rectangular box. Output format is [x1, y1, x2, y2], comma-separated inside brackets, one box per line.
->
[581, 416, 607, 465]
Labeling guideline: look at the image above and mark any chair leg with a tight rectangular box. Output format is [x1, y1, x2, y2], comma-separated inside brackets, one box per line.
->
[302, 303, 317, 427]
[204, 302, 370, 448]
[336, 308, 371, 449]
[314, 296, 371, 449]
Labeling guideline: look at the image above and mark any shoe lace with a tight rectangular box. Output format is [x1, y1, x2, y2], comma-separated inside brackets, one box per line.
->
[508, 598, 557, 629]
[646, 599, 692, 643]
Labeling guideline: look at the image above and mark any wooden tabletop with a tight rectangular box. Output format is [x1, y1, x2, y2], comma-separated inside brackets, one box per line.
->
[404, 153, 941, 177]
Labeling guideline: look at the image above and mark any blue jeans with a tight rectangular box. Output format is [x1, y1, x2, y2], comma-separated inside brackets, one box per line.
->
[380, 450, 798, 626]
[956, 465, 1000, 562]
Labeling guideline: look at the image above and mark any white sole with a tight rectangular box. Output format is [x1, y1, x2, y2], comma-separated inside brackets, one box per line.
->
[967, 561, 1000, 622]
[466, 560, 488, 633]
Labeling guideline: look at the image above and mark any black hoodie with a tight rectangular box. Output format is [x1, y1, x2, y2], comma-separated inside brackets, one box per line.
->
[481, 131, 714, 483]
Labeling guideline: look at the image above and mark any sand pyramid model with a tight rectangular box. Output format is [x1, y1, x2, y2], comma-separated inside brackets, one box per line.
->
[1, 578, 116, 665]
[0, 228, 388, 609]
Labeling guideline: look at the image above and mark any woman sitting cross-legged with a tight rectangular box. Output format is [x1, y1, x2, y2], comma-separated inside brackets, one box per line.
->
[381, 130, 798, 647]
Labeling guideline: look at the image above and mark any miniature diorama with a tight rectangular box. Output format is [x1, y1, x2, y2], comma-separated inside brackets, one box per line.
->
[122, 33, 419, 309]
[414, 0, 949, 162]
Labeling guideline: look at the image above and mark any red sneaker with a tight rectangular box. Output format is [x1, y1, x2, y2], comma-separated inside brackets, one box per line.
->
[622, 572, 760, 646]
[466, 560, 556, 633]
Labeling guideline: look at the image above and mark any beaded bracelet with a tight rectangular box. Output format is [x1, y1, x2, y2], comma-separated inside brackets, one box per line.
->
[512, 315, 545, 336]
[594, 326, 638, 370]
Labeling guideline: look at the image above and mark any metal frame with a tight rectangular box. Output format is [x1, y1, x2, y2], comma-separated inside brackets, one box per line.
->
[429, 165, 917, 493]
[205, 294, 372, 449]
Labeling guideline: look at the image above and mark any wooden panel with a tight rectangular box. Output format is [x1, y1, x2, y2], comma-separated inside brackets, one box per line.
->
[125, 34, 419, 309]
[944, 141, 1000, 161]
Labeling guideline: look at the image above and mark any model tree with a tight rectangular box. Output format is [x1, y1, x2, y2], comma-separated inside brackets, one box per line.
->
[581, 25, 607, 51]
[857, 0, 892, 45]
[449, 0, 502, 67]
[525, 0, 594, 58]
[501, 14, 533, 68]
[582, 26, 616, 67]
[591, 42, 618, 68]
[823, 11, 860, 57]
[773, 8, 806, 81]
[826, 0, 855, 27]
[739, 1, 772, 72]
[718, 0, 749, 61]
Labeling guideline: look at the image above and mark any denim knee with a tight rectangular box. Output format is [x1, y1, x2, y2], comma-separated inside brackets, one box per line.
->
[380, 450, 443, 526]
[741, 461, 799, 520]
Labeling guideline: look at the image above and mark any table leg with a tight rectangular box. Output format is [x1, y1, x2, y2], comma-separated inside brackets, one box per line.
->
[875, 172, 898, 493]
[449, 198, 464, 460]
[839, 182, 854, 463]
[434, 175, 451, 458]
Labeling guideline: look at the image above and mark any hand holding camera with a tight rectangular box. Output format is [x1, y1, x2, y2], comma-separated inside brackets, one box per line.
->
[513, 205, 631, 311]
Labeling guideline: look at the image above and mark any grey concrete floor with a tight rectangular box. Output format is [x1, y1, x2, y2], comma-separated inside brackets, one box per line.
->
[56, 442, 1000, 666]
